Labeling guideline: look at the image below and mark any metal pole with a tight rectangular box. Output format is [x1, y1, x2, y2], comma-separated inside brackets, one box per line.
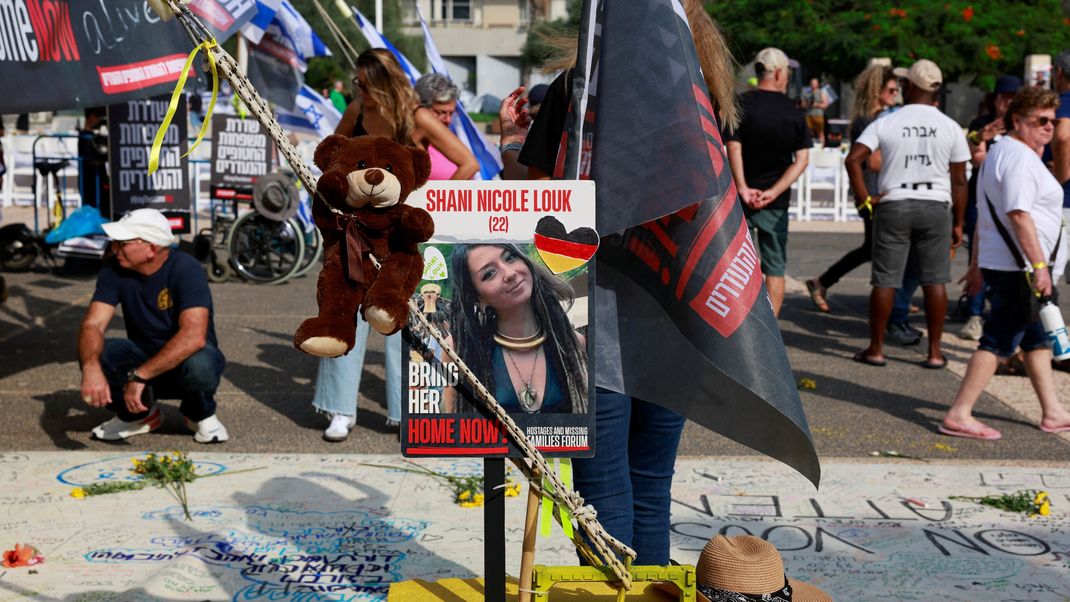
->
[484, 458, 506, 602]
[375, 0, 383, 33]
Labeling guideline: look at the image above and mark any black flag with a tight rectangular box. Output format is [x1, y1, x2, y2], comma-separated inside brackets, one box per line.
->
[562, 0, 819, 485]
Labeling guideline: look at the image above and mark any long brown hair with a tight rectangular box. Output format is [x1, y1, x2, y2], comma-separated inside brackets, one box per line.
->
[536, 0, 738, 130]
[356, 48, 419, 144]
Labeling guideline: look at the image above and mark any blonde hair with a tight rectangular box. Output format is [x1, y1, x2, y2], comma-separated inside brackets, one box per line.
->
[535, 0, 738, 129]
[357, 48, 420, 144]
[851, 64, 895, 121]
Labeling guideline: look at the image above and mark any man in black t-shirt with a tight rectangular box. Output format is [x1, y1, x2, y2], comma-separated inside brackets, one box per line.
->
[78, 209, 228, 443]
[724, 47, 812, 316]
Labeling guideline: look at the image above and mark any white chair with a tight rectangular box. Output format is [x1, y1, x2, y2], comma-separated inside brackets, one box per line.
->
[801, 148, 846, 222]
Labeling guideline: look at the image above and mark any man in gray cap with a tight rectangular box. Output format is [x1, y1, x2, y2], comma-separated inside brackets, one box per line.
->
[846, 59, 970, 369]
[78, 208, 228, 443]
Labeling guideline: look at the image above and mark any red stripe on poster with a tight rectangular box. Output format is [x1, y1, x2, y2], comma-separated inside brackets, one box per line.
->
[407, 447, 509, 455]
[96, 54, 194, 94]
[188, 0, 235, 31]
[532, 233, 598, 258]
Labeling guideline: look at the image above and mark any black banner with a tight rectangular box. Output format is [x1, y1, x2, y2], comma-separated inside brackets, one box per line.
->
[246, 38, 302, 111]
[209, 113, 271, 198]
[0, 0, 254, 114]
[107, 95, 191, 233]
[565, 0, 819, 485]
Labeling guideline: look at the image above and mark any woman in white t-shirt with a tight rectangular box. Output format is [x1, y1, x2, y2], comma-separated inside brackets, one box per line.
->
[941, 87, 1070, 439]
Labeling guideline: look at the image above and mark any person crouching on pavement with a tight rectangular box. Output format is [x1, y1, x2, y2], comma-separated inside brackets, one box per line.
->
[78, 208, 228, 443]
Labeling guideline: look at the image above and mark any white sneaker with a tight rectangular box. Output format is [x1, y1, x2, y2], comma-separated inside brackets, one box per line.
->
[92, 406, 163, 441]
[324, 414, 356, 442]
[960, 316, 984, 341]
[187, 414, 229, 443]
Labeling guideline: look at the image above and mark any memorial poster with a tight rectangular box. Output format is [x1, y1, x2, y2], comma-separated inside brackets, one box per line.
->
[401, 181, 597, 458]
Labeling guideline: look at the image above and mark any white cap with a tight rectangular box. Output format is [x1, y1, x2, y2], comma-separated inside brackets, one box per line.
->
[754, 48, 790, 75]
[895, 59, 943, 91]
[102, 208, 175, 247]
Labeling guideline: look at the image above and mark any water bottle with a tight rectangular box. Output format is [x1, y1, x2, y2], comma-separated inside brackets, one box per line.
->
[1038, 297, 1070, 360]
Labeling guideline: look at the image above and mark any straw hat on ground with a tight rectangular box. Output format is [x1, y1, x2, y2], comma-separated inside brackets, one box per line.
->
[696, 535, 831, 602]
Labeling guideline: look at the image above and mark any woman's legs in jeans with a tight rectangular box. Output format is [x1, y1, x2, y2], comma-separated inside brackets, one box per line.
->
[312, 316, 402, 421]
[383, 331, 402, 422]
[572, 388, 686, 565]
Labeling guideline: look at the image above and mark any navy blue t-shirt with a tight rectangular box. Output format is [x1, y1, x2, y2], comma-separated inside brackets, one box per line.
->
[92, 250, 219, 354]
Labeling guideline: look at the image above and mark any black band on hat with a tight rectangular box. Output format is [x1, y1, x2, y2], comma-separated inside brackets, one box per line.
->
[698, 577, 792, 602]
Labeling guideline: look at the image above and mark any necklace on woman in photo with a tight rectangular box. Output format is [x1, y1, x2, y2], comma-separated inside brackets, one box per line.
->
[504, 348, 541, 413]
[494, 327, 545, 352]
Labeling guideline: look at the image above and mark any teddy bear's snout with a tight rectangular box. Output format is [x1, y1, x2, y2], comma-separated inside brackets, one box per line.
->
[364, 169, 385, 186]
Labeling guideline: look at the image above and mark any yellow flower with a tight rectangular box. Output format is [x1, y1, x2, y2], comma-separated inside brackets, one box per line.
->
[1034, 491, 1049, 504]
[1039, 501, 1051, 516]
[457, 490, 471, 501]
[473, 493, 485, 504]
[505, 483, 521, 497]
[70, 488, 86, 498]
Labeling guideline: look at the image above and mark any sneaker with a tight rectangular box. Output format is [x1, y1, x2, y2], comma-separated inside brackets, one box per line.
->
[187, 414, 229, 443]
[324, 414, 356, 442]
[960, 315, 984, 341]
[385, 417, 400, 429]
[92, 406, 163, 441]
[886, 322, 922, 346]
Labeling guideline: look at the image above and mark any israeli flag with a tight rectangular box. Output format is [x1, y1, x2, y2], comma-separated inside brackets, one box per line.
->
[276, 84, 342, 138]
[349, 5, 502, 180]
[242, 0, 330, 72]
[241, 0, 282, 45]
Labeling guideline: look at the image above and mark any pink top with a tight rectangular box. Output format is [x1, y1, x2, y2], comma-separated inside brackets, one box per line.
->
[427, 144, 459, 181]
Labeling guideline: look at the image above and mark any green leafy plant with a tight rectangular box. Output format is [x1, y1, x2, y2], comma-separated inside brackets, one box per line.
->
[133, 451, 197, 520]
[951, 489, 1052, 517]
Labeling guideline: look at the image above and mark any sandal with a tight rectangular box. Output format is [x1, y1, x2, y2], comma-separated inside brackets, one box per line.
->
[938, 422, 1002, 440]
[806, 279, 830, 312]
[922, 356, 947, 369]
[853, 351, 886, 367]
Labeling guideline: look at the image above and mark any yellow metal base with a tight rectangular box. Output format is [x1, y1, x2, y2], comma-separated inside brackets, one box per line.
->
[389, 566, 695, 601]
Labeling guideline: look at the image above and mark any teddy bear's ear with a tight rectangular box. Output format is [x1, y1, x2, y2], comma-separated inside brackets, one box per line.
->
[409, 146, 432, 189]
[314, 135, 350, 171]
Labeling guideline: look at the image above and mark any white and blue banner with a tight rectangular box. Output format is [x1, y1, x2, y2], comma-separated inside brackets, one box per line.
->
[349, 5, 502, 180]
[276, 85, 343, 138]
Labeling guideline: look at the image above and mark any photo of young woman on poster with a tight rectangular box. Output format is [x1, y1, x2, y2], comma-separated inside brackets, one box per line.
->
[441, 243, 588, 414]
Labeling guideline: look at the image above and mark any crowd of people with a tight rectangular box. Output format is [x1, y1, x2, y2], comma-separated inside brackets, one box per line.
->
[63, 18, 1070, 580]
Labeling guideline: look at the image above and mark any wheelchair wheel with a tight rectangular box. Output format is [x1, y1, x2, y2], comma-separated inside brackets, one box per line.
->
[290, 222, 322, 279]
[0, 225, 40, 272]
[206, 251, 230, 283]
[227, 212, 305, 284]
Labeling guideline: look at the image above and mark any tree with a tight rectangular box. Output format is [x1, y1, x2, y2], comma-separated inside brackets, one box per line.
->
[707, 0, 1070, 87]
[290, 0, 425, 93]
[521, 0, 581, 69]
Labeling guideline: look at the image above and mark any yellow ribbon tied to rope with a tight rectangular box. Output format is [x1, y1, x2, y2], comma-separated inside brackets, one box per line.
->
[148, 39, 219, 175]
[540, 458, 575, 539]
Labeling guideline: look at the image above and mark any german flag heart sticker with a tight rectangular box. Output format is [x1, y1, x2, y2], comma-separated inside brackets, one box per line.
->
[533, 216, 599, 274]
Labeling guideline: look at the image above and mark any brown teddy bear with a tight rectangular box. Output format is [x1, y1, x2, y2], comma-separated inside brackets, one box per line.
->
[294, 135, 435, 358]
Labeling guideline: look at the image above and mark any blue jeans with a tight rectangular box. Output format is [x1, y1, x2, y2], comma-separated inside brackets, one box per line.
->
[312, 315, 402, 421]
[571, 388, 686, 565]
[100, 338, 225, 422]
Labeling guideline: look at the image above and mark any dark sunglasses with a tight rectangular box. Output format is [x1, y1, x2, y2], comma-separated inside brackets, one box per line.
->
[1030, 116, 1056, 127]
[351, 77, 367, 90]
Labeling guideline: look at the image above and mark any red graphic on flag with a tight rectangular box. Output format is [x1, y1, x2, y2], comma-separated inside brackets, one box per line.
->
[689, 221, 762, 337]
